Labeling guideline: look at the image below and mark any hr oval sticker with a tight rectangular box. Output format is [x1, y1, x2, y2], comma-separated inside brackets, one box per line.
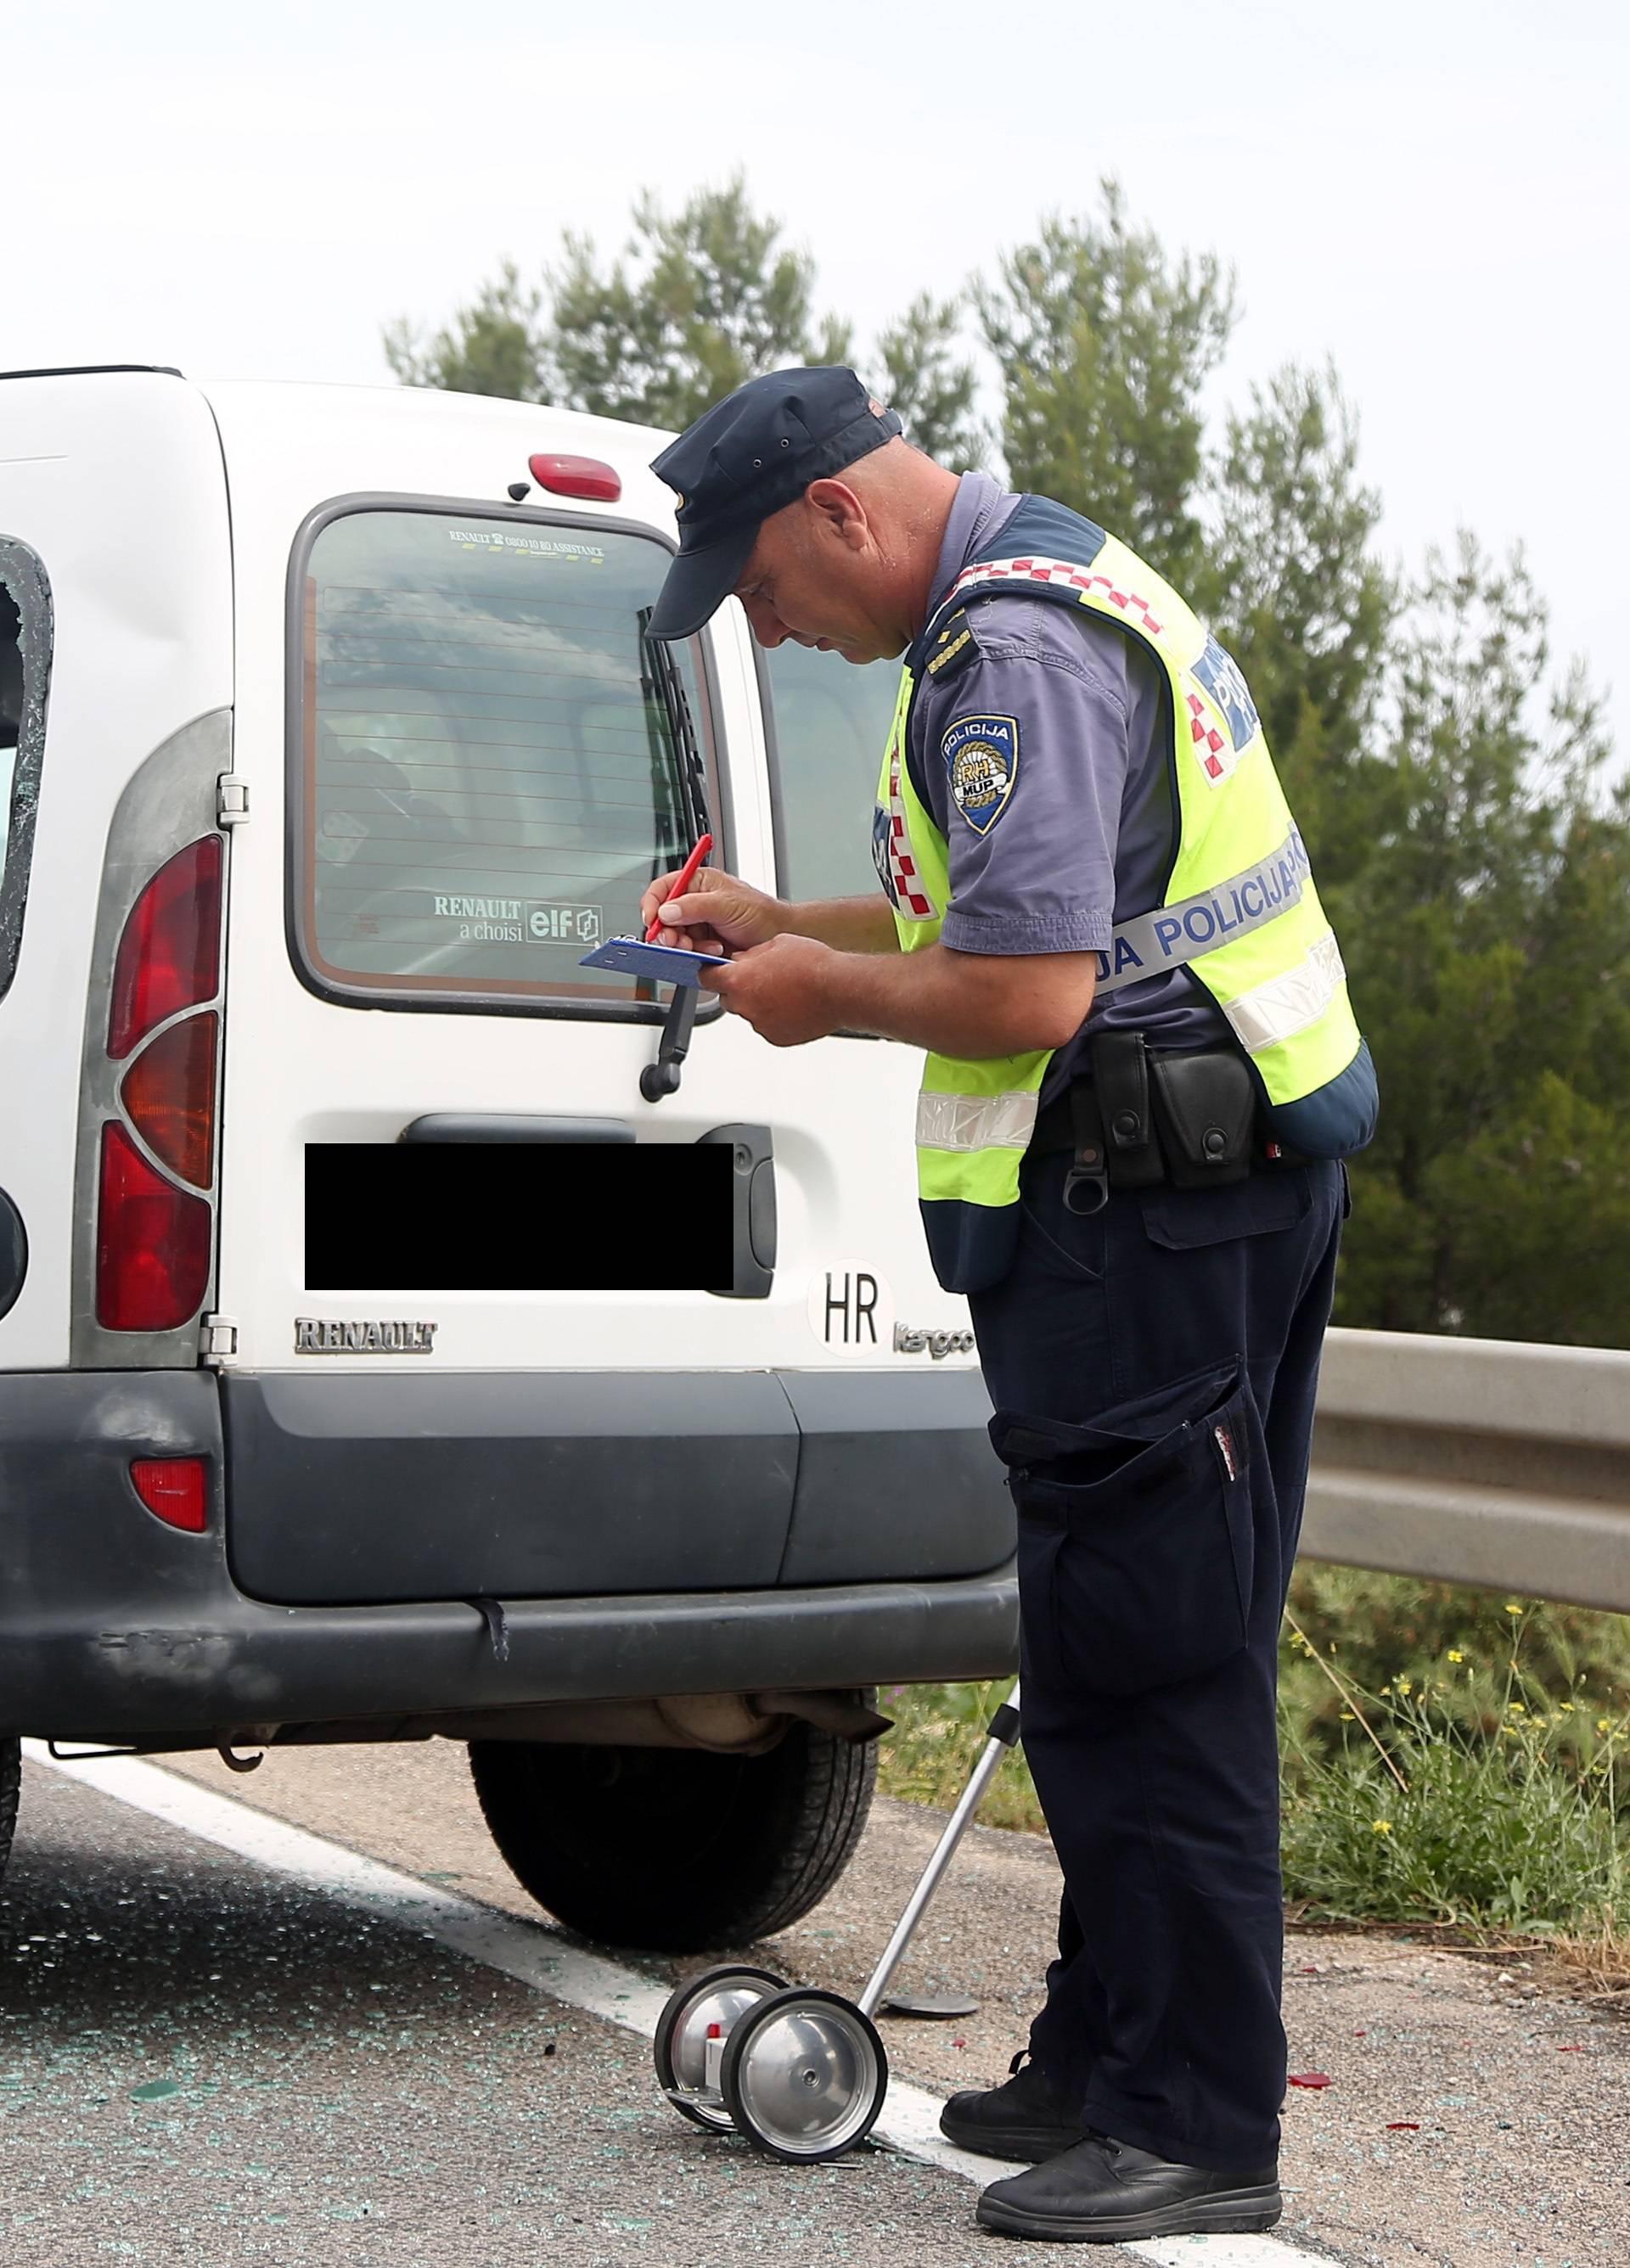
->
[807, 1269, 894, 1354]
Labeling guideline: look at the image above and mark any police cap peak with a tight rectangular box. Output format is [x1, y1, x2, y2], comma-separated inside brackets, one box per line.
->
[647, 367, 902, 640]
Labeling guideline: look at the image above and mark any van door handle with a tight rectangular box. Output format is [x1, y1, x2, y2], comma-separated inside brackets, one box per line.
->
[399, 1114, 637, 1144]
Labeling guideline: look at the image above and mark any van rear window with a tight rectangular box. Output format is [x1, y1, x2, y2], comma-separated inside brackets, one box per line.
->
[292, 508, 715, 1011]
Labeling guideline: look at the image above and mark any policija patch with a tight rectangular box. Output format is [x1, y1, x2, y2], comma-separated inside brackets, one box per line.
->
[941, 713, 1019, 836]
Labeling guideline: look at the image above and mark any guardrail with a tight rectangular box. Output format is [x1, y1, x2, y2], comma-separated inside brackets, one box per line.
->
[1303, 1329, 1630, 1614]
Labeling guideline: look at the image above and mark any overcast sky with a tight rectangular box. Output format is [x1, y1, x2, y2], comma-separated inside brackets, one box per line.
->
[10, 0, 1624, 747]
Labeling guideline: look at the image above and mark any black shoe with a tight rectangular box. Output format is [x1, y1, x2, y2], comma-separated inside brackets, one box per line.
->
[976, 2133, 1282, 2243]
[938, 2052, 1087, 2164]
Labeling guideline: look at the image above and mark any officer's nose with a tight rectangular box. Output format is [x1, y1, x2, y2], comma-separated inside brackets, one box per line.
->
[739, 594, 791, 648]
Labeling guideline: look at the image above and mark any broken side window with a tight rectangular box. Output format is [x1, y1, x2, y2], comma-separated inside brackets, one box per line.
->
[0, 542, 50, 1000]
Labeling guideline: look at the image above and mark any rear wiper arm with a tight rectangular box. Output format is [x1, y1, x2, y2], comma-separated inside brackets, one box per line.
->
[638, 611, 713, 1103]
[640, 607, 712, 844]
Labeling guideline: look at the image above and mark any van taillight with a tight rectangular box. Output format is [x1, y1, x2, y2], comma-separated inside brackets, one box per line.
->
[130, 1457, 209, 1533]
[97, 833, 224, 1332]
[108, 836, 222, 1058]
[97, 1125, 213, 1330]
[120, 1012, 217, 1188]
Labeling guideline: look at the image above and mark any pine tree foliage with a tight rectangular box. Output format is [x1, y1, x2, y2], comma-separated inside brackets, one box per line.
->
[874, 293, 986, 469]
[544, 179, 850, 431]
[1335, 540, 1630, 1342]
[383, 262, 544, 401]
[1206, 363, 1396, 884]
[975, 181, 1236, 586]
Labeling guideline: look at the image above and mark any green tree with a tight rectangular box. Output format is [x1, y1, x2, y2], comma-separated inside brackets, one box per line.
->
[1335, 536, 1630, 1344]
[384, 261, 544, 401]
[874, 292, 985, 468]
[977, 180, 1236, 585]
[543, 177, 851, 430]
[386, 178, 981, 456]
[387, 177, 861, 430]
[1206, 363, 1396, 885]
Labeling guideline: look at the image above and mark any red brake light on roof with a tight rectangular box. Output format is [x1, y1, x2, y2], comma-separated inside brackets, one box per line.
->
[527, 453, 621, 503]
[130, 1457, 208, 1534]
[96, 1122, 212, 1330]
[108, 836, 222, 1058]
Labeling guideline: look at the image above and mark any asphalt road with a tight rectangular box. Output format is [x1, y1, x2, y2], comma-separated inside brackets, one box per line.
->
[2, 1740, 1625, 2268]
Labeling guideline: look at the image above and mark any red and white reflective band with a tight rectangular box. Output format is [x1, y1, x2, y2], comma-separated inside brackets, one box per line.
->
[939, 556, 1164, 637]
[887, 748, 936, 921]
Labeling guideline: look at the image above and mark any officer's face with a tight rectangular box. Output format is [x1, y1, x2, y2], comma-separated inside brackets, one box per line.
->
[732, 492, 905, 666]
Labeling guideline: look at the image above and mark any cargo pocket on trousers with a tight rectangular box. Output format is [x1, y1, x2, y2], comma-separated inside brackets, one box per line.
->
[989, 1364, 1257, 1698]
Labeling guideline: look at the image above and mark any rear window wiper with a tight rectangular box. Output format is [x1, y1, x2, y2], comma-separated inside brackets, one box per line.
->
[641, 607, 712, 845]
[638, 611, 714, 1103]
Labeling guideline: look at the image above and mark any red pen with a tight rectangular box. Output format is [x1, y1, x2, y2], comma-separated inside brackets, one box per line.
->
[645, 833, 714, 943]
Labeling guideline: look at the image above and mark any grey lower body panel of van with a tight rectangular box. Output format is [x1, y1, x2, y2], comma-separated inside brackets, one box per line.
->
[0, 1371, 1018, 1745]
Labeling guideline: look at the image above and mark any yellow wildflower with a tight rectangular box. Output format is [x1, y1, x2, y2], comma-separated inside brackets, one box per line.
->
[1397, 1677, 1413, 1696]
[1340, 1710, 1355, 1721]
[1504, 1603, 1523, 1616]
[1447, 1649, 1464, 1664]
[1509, 1701, 1526, 1714]
[1371, 1820, 1394, 1835]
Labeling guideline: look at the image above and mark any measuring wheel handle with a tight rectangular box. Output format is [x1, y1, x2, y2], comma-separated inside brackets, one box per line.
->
[653, 1963, 789, 2132]
[720, 1986, 890, 2164]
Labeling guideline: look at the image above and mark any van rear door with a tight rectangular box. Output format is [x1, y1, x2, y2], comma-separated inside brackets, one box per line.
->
[205, 385, 992, 1611]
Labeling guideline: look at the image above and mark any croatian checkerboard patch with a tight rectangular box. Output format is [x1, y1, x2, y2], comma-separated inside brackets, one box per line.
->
[941, 713, 1019, 837]
[1185, 636, 1262, 786]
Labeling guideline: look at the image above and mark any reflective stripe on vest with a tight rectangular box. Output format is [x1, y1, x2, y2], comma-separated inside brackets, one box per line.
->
[916, 1088, 1041, 1154]
[876, 504, 1374, 1294]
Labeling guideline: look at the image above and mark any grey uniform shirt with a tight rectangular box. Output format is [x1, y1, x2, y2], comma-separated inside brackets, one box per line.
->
[908, 472, 1228, 1075]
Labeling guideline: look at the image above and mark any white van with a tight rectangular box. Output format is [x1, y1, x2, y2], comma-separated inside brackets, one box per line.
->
[0, 365, 1015, 1950]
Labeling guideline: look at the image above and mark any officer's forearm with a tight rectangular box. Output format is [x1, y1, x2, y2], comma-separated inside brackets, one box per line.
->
[776, 896, 901, 953]
[823, 942, 1095, 1057]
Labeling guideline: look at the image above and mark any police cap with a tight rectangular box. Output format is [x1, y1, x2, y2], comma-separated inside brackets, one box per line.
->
[647, 367, 902, 640]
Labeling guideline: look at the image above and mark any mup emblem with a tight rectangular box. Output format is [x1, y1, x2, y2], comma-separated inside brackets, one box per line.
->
[941, 713, 1019, 836]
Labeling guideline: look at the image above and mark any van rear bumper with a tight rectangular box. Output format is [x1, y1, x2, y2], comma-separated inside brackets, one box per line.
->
[0, 1370, 1017, 1745]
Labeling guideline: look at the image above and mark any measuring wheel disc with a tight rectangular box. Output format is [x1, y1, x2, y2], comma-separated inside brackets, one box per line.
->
[653, 1964, 789, 2131]
[721, 1987, 890, 2164]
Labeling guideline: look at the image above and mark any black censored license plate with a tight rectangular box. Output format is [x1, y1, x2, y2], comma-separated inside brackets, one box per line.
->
[306, 1142, 735, 1291]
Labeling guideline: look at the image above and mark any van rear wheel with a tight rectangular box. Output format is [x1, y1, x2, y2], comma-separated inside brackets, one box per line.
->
[468, 1721, 876, 1954]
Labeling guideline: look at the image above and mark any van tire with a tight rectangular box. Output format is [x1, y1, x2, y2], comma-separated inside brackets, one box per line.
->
[468, 1721, 876, 1954]
[0, 1738, 19, 1886]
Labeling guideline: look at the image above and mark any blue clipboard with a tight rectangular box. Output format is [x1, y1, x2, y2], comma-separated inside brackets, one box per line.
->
[579, 936, 728, 986]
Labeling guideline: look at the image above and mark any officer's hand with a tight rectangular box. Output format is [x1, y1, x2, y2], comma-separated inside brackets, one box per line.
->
[639, 862, 784, 957]
[705, 935, 842, 1047]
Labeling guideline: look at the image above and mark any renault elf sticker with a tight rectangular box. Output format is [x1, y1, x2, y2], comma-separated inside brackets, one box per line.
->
[941, 713, 1019, 836]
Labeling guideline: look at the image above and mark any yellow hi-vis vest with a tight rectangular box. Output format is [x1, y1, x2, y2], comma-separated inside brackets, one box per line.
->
[874, 503, 1375, 1294]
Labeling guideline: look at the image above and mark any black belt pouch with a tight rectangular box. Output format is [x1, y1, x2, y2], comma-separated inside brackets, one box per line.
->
[1093, 1032, 1257, 1191]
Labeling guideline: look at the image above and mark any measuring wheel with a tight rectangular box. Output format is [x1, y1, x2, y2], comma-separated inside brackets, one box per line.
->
[654, 1964, 789, 2130]
[719, 1986, 890, 2164]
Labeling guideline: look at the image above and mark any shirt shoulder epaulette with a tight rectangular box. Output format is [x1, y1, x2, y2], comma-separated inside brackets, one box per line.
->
[922, 606, 981, 684]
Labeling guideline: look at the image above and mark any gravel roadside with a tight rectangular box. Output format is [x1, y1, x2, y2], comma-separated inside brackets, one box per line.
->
[149, 1740, 1630, 2268]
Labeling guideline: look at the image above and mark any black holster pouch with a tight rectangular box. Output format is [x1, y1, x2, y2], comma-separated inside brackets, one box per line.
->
[1057, 1033, 1258, 1214]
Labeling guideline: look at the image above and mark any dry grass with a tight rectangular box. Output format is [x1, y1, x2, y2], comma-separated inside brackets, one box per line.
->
[1549, 1909, 1630, 2002]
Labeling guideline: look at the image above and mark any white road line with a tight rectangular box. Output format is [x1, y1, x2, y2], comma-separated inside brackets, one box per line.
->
[24, 1744, 1335, 2268]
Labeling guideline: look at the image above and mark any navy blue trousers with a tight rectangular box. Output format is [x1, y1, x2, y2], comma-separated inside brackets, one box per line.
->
[969, 1150, 1344, 2172]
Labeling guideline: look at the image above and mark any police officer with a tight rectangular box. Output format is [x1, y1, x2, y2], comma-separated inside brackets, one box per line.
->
[644, 368, 1377, 2246]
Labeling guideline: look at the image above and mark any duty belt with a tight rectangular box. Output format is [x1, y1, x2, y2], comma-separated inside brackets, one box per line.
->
[1031, 1031, 1301, 1216]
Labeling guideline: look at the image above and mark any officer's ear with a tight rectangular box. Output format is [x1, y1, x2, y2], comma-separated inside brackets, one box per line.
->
[802, 478, 870, 556]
